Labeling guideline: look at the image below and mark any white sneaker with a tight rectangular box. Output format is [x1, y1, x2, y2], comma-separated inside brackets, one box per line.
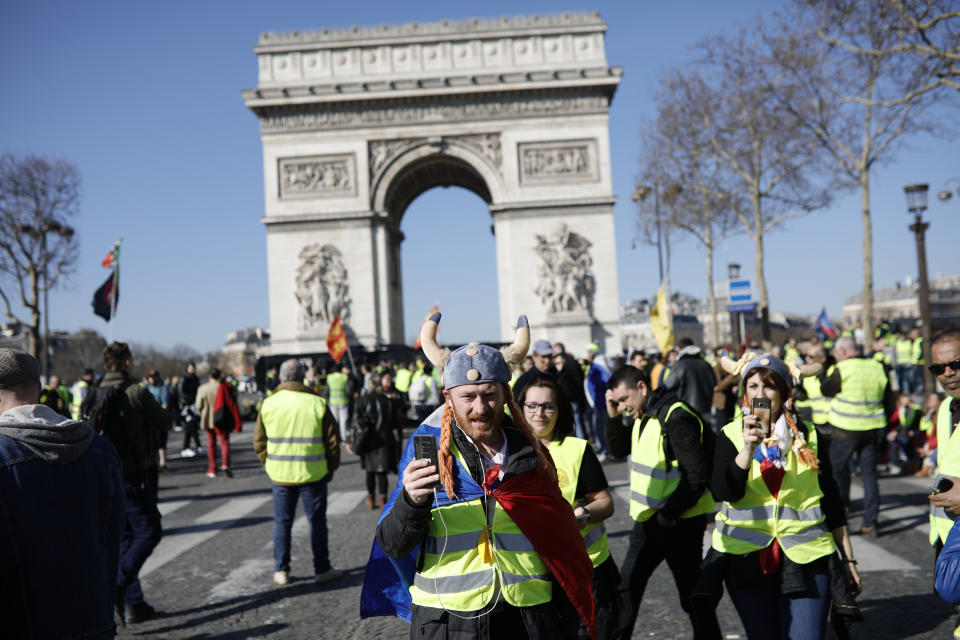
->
[273, 571, 289, 586]
[315, 568, 344, 584]
[180, 448, 196, 458]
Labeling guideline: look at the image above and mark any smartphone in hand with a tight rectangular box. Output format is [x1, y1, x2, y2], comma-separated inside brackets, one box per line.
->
[752, 397, 772, 436]
[413, 435, 442, 489]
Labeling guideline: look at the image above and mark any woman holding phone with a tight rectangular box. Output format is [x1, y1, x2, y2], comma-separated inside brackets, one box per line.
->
[700, 353, 861, 640]
[518, 373, 620, 639]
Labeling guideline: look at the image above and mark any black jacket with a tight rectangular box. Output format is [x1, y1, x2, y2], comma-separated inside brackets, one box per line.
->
[606, 388, 713, 520]
[376, 417, 568, 640]
[662, 353, 716, 419]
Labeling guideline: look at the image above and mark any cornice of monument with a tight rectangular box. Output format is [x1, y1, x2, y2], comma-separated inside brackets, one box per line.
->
[248, 86, 616, 134]
[242, 66, 622, 109]
[254, 13, 606, 51]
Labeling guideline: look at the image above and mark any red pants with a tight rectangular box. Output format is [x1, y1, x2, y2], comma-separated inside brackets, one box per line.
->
[206, 428, 231, 473]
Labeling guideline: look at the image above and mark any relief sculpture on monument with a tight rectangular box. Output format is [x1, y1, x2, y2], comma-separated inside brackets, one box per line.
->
[533, 224, 595, 315]
[295, 244, 350, 331]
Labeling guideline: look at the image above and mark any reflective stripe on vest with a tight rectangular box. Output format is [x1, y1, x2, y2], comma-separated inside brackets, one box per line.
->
[930, 397, 960, 545]
[629, 402, 715, 523]
[409, 440, 552, 612]
[261, 390, 329, 484]
[326, 372, 349, 406]
[828, 359, 887, 431]
[547, 436, 612, 567]
[712, 419, 835, 564]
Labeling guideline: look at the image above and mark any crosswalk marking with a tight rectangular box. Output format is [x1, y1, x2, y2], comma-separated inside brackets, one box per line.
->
[141, 495, 272, 577]
[158, 499, 189, 517]
[206, 515, 310, 603]
[328, 490, 370, 515]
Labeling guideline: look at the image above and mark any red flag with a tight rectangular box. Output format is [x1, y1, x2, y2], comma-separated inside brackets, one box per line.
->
[413, 305, 439, 350]
[327, 316, 348, 362]
[101, 240, 120, 268]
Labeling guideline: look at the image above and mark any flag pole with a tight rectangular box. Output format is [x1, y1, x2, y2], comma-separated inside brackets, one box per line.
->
[344, 330, 358, 377]
[107, 238, 121, 342]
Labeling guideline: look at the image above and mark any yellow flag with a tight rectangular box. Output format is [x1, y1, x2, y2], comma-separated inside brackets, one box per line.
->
[650, 284, 674, 353]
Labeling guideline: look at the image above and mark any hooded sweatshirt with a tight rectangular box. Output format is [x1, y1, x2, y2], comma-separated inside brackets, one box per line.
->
[0, 403, 94, 465]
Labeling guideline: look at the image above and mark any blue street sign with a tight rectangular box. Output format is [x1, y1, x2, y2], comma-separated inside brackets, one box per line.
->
[729, 303, 756, 313]
[729, 279, 753, 313]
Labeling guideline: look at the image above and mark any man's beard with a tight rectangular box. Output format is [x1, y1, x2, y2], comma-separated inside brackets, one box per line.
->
[451, 402, 505, 443]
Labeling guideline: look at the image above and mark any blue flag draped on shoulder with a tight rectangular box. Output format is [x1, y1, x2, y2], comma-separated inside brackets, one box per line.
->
[359, 407, 483, 621]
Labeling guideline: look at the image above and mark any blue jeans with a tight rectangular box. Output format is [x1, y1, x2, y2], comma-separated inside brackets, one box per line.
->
[726, 566, 831, 640]
[592, 403, 609, 455]
[570, 401, 587, 440]
[272, 478, 330, 574]
[117, 471, 162, 606]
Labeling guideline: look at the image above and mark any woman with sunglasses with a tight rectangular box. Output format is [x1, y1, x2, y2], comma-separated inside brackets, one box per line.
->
[519, 372, 620, 639]
[699, 353, 861, 640]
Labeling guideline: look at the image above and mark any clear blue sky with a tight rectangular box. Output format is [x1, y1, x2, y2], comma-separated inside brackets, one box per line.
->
[1, 1, 957, 353]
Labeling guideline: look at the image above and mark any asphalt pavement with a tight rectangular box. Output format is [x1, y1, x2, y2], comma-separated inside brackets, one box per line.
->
[118, 424, 958, 639]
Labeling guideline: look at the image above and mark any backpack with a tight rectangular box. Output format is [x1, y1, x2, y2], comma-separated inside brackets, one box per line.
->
[81, 385, 142, 468]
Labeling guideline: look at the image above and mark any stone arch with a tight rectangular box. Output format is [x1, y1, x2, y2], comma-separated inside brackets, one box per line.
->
[370, 138, 507, 217]
[245, 13, 625, 355]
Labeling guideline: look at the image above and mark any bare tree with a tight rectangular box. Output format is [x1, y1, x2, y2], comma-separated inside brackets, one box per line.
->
[808, 0, 960, 104]
[686, 32, 834, 342]
[767, 2, 941, 332]
[638, 79, 739, 348]
[0, 154, 81, 361]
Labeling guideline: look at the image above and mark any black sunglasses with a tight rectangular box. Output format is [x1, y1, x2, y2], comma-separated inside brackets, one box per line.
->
[929, 359, 960, 376]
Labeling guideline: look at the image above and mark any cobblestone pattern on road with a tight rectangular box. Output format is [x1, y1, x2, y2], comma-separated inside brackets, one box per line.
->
[116, 425, 958, 639]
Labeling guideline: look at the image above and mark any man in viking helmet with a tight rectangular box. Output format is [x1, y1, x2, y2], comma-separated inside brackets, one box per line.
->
[361, 313, 596, 639]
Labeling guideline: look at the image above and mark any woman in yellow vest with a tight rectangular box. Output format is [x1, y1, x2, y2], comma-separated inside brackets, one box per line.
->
[701, 353, 861, 639]
[518, 372, 620, 639]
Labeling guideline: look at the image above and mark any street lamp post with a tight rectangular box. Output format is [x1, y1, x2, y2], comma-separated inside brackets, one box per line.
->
[728, 263, 741, 350]
[904, 184, 934, 394]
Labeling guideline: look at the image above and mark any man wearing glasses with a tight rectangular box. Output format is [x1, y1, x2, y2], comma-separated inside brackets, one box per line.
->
[927, 329, 960, 554]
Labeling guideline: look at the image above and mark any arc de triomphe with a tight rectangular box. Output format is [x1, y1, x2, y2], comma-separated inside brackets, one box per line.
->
[243, 12, 622, 355]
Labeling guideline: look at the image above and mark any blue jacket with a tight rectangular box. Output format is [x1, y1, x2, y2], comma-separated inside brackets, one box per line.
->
[0, 404, 125, 639]
[936, 516, 960, 604]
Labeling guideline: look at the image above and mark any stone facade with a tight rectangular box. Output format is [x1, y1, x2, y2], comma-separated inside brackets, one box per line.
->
[244, 13, 622, 355]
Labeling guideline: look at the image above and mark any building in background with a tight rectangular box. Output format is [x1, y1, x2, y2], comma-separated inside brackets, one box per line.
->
[842, 274, 960, 330]
[220, 328, 271, 376]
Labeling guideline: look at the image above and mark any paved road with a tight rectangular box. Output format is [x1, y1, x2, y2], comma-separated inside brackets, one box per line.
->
[119, 425, 958, 639]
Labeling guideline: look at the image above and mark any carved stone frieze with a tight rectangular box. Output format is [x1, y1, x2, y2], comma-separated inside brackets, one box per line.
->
[278, 154, 357, 198]
[367, 132, 502, 181]
[518, 139, 598, 184]
[295, 243, 350, 330]
[258, 93, 609, 133]
[533, 224, 594, 314]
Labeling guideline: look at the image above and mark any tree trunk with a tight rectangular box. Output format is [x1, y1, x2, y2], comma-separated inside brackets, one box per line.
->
[705, 228, 720, 349]
[752, 193, 772, 344]
[860, 170, 873, 334]
[29, 269, 41, 362]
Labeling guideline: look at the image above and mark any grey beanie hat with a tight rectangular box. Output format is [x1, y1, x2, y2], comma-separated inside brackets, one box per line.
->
[740, 354, 791, 391]
[0, 349, 41, 389]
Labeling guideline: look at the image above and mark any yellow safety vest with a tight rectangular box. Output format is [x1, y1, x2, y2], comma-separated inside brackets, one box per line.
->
[930, 397, 959, 545]
[326, 372, 349, 406]
[394, 368, 413, 393]
[409, 441, 552, 612]
[827, 359, 887, 431]
[913, 338, 925, 366]
[547, 436, 611, 567]
[260, 390, 329, 484]
[896, 339, 914, 366]
[712, 419, 836, 563]
[71, 380, 90, 421]
[629, 402, 715, 522]
[795, 376, 829, 426]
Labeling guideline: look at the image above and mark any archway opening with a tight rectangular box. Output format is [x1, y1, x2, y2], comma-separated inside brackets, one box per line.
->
[397, 183, 500, 346]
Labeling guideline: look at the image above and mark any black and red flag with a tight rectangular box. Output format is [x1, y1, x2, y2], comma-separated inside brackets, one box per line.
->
[92, 271, 119, 321]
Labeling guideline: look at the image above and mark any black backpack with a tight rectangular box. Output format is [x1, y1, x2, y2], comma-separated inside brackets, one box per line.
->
[82, 385, 139, 467]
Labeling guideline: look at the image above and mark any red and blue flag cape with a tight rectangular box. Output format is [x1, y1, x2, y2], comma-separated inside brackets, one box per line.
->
[360, 407, 595, 637]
